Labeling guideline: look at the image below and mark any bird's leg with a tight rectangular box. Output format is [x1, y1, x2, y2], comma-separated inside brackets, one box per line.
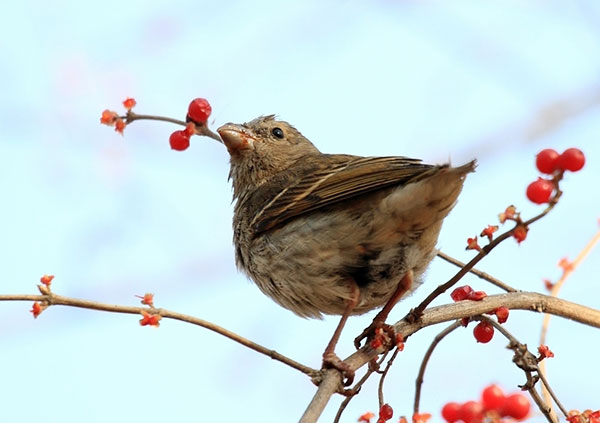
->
[354, 270, 413, 349]
[322, 283, 360, 386]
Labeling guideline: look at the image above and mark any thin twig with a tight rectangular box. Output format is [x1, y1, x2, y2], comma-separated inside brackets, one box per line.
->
[436, 251, 517, 292]
[539, 226, 600, 409]
[538, 369, 569, 418]
[0, 292, 316, 377]
[413, 321, 462, 414]
[523, 371, 557, 423]
[377, 348, 400, 407]
[332, 352, 389, 423]
[472, 316, 558, 423]
[123, 111, 223, 143]
[411, 192, 560, 319]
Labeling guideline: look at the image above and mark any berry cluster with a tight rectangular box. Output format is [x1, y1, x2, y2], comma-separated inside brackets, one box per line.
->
[441, 384, 530, 423]
[567, 409, 600, 423]
[369, 328, 405, 351]
[100, 97, 214, 151]
[466, 147, 585, 250]
[30, 274, 56, 318]
[450, 285, 511, 343]
[466, 205, 527, 250]
[359, 405, 430, 423]
[526, 148, 585, 204]
[100, 98, 136, 134]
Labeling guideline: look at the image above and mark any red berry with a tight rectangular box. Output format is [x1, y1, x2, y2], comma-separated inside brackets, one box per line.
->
[535, 149, 560, 174]
[169, 130, 190, 151]
[468, 290, 487, 301]
[512, 225, 528, 244]
[460, 401, 484, 423]
[558, 148, 585, 172]
[379, 403, 393, 421]
[187, 98, 212, 124]
[501, 393, 530, 420]
[451, 285, 473, 302]
[494, 307, 509, 324]
[473, 321, 494, 343]
[526, 178, 554, 204]
[481, 384, 505, 410]
[441, 402, 462, 423]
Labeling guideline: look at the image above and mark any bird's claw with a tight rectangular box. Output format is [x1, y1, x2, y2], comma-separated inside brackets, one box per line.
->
[354, 321, 395, 350]
[322, 352, 355, 386]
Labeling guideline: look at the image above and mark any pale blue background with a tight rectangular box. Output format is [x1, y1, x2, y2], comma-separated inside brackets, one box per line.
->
[1, 1, 599, 422]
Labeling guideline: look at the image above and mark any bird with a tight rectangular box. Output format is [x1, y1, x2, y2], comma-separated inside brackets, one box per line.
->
[217, 115, 475, 385]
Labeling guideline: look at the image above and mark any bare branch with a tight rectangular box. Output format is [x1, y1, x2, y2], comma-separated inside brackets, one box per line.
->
[0, 292, 316, 378]
[300, 292, 600, 423]
[413, 321, 462, 414]
[333, 353, 389, 423]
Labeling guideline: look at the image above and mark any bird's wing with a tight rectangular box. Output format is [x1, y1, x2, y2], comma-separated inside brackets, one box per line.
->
[249, 155, 440, 234]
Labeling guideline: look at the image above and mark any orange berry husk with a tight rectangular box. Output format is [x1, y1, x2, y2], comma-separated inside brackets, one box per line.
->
[100, 109, 118, 125]
[558, 257, 574, 272]
[115, 118, 126, 134]
[499, 205, 518, 223]
[412, 412, 432, 423]
[141, 293, 154, 306]
[40, 274, 54, 286]
[139, 311, 161, 327]
[358, 412, 375, 422]
[30, 301, 46, 318]
[122, 97, 137, 110]
[538, 345, 555, 359]
[466, 236, 482, 252]
[480, 225, 498, 241]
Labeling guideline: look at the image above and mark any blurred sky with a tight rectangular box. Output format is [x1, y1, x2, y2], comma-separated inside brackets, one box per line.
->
[1, 1, 599, 422]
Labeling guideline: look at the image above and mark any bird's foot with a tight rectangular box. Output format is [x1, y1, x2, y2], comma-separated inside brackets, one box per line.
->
[354, 320, 396, 350]
[322, 352, 355, 387]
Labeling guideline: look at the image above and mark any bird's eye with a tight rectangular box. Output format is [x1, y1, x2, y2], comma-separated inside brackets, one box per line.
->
[271, 127, 284, 139]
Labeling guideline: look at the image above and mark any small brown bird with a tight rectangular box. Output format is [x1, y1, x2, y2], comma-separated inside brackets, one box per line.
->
[217, 115, 475, 383]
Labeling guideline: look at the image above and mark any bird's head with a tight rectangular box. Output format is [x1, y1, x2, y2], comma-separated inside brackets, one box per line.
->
[218, 115, 320, 197]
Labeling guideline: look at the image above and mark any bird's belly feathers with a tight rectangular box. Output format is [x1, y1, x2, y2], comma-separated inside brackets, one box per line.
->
[239, 188, 443, 318]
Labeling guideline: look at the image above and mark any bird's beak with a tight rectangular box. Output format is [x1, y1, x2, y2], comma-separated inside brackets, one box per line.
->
[217, 123, 255, 155]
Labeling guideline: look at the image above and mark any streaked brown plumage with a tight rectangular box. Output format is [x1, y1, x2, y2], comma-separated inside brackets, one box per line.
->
[217, 115, 474, 381]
